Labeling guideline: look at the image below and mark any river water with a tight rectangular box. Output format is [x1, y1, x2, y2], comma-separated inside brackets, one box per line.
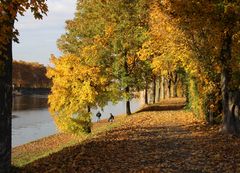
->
[12, 95, 143, 147]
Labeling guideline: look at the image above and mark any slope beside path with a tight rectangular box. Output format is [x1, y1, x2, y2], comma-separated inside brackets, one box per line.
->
[17, 98, 240, 173]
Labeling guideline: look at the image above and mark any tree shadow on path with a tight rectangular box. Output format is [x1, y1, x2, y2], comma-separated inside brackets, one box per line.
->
[136, 104, 186, 113]
[18, 120, 240, 173]
[136, 98, 186, 113]
[15, 98, 240, 173]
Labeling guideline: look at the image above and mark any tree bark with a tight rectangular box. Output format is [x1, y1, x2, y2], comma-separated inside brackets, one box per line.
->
[161, 76, 165, 99]
[185, 80, 189, 105]
[87, 105, 91, 113]
[0, 33, 13, 173]
[125, 86, 131, 115]
[123, 51, 131, 115]
[173, 83, 178, 97]
[157, 77, 161, 102]
[221, 69, 240, 134]
[220, 30, 240, 135]
[144, 81, 148, 104]
[85, 105, 92, 133]
[167, 78, 172, 98]
[172, 72, 178, 97]
[152, 75, 156, 104]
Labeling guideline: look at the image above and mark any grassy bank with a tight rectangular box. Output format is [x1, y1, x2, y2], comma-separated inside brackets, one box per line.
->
[12, 114, 127, 167]
[12, 98, 186, 168]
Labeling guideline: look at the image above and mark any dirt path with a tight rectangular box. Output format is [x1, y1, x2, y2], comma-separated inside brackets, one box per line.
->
[18, 98, 240, 173]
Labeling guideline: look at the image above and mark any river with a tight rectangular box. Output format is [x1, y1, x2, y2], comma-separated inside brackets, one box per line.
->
[12, 95, 143, 147]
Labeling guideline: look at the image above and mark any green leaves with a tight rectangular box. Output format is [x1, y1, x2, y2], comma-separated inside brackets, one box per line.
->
[53, 0, 151, 123]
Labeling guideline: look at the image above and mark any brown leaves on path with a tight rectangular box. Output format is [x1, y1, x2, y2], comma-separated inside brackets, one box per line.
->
[18, 98, 240, 173]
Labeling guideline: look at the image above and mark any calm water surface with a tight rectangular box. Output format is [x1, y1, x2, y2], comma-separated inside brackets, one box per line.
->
[12, 95, 142, 147]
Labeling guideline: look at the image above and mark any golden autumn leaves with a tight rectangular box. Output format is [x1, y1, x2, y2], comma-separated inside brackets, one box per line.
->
[47, 0, 240, 134]
[47, 0, 151, 133]
[47, 54, 110, 134]
[17, 99, 240, 172]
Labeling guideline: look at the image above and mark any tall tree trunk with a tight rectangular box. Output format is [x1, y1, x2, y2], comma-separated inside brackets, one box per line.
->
[123, 52, 131, 115]
[172, 72, 178, 97]
[220, 30, 240, 135]
[221, 69, 240, 134]
[85, 106, 91, 133]
[87, 105, 91, 113]
[157, 77, 161, 102]
[167, 78, 172, 98]
[186, 80, 189, 105]
[144, 81, 148, 104]
[173, 83, 178, 97]
[125, 86, 131, 115]
[0, 33, 13, 173]
[152, 75, 156, 104]
[161, 76, 165, 99]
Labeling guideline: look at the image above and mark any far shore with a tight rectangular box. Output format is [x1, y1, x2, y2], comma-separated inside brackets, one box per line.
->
[13, 87, 50, 96]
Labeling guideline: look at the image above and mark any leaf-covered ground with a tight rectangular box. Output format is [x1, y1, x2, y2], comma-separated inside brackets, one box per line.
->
[16, 98, 240, 173]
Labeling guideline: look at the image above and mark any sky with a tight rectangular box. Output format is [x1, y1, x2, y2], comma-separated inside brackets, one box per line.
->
[13, 0, 77, 66]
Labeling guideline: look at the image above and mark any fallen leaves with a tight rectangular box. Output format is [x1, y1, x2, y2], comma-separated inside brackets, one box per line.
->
[15, 99, 240, 173]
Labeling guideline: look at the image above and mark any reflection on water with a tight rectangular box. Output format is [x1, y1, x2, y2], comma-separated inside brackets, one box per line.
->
[12, 95, 142, 147]
[13, 95, 48, 111]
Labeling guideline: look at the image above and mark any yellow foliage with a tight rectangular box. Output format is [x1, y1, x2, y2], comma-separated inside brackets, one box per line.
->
[47, 54, 109, 134]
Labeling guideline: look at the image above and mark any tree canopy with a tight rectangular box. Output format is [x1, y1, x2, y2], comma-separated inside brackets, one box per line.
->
[48, 0, 240, 136]
[48, 0, 152, 133]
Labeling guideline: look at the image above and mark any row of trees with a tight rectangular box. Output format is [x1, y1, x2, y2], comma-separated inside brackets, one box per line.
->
[47, 0, 187, 134]
[48, 0, 182, 133]
[13, 60, 51, 88]
[48, 0, 240, 137]
[47, 0, 151, 133]
[143, 72, 185, 105]
[158, 0, 240, 134]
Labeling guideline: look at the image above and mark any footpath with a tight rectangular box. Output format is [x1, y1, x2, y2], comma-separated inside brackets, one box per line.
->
[15, 98, 240, 173]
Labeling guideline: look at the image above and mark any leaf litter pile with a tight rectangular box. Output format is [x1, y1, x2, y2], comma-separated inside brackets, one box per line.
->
[18, 98, 240, 173]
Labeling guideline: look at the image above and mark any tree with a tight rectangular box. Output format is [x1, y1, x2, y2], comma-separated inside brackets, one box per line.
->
[47, 54, 115, 134]
[57, 0, 150, 115]
[152, 0, 240, 133]
[0, 1, 47, 172]
[138, 0, 186, 101]
[93, 0, 150, 115]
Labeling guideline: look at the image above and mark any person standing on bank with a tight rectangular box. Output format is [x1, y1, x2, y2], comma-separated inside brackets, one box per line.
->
[96, 111, 101, 122]
[108, 113, 114, 122]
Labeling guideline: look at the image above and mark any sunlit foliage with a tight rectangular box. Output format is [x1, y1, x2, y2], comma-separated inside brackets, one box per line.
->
[47, 54, 116, 134]
[50, 0, 240, 135]
[49, 0, 152, 133]
[144, 0, 240, 133]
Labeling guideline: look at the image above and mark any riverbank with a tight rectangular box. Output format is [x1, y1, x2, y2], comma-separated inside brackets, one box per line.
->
[12, 95, 142, 147]
[12, 98, 186, 168]
[15, 98, 240, 172]
[12, 113, 128, 167]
